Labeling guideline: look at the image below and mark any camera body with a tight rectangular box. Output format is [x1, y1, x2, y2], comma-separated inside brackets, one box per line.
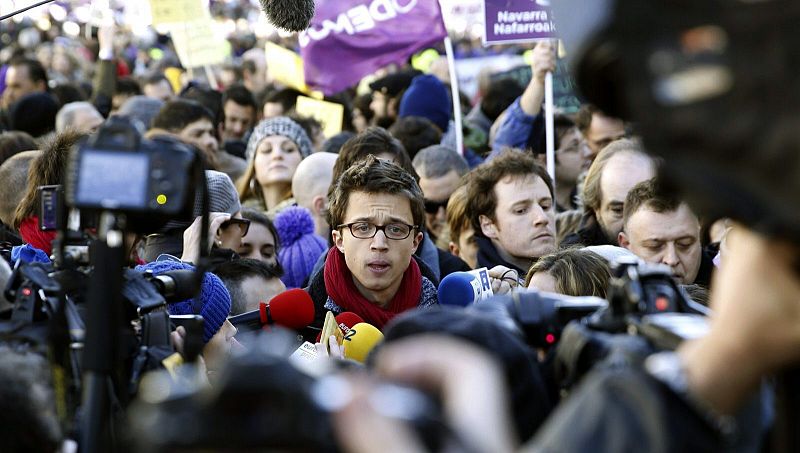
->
[65, 117, 200, 233]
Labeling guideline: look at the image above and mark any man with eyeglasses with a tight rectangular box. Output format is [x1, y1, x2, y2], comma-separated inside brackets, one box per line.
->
[305, 155, 438, 332]
[411, 145, 469, 243]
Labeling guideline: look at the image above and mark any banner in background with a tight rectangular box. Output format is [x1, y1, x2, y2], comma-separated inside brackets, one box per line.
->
[149, 0, 209, 25]
[489, 59, 581, 113]
[167, 18, 226, 68]
[265, 42, 309, 94]
[483, 0, 556, 45]
[295, 96, 345, 138]
[300, 0, 448, 95]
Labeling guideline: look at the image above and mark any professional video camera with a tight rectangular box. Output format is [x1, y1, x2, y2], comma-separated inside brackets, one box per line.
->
[476, 258, 709, 391]
[0, 117, 207, 451]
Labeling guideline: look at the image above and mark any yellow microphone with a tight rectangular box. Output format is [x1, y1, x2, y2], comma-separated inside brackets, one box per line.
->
[342, 322, 383, 363]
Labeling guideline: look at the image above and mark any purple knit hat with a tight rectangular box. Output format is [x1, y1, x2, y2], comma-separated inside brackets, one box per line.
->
[274, 206, 327, 288]
[135, 259, 231, 343]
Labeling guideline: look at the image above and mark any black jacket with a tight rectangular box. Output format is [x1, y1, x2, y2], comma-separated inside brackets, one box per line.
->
[475, 235, 528, 275]
[560, 211, 615, 248]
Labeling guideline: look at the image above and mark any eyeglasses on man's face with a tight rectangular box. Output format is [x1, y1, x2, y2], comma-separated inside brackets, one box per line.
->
[337, 222, 418, 240]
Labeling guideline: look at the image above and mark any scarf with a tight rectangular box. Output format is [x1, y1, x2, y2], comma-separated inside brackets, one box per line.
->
[323, 246, 422, 329]
[18, 216, 56, 256]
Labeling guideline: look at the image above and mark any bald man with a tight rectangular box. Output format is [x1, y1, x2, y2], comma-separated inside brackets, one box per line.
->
[291, 152, 338, 238]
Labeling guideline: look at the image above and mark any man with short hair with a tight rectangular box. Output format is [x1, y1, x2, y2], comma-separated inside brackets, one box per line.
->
[561, 138, 657, 247]
[214, 258, 286, 316]
[221, 84, 257, 142]
[55, 102, 104, 134]
[411, 145, 469, 243]
[292, 152, 338, 239]
[466, 150, 557, 275]
[1, 58, 48, 110]
[618, 179, 712, 286]
[142, 74, 174, 102]
[152, 99, 246, 181]
[305, 155, 438, 332]
[575, 103, 627, 161]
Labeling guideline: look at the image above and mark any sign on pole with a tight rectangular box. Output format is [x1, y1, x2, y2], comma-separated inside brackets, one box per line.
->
[482, 0, 556, 45]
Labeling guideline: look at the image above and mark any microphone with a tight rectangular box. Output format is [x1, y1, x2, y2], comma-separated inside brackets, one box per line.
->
[342, 322, 383, 363]
[229, 288, 315, 331]
[259, 0, 315, 32]
[316, 312, 364, 342]
[438, 268, 494, 307]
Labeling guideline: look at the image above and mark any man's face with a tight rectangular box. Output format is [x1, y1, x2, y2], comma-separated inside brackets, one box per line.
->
[222, 100, 255, 141]
[71, 107, 105, 134]
[597, 152, 655, 242]
[480, 174, 556, 267]
[418, 169, 462, 239]
[451, 227, 478, 269]
[262, 102, 284, 119]
[179, 118, 219, 158]
[555, 127, 592, 185]
[239, 275, 286, 313]
[332, 191, 422, 306]
[143, 80, 173, 102]
[585, 113, 626, 159]
[2, 65, 45, 108]
[619, 204, 702, 284]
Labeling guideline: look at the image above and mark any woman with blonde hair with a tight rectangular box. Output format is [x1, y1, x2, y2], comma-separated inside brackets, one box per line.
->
[237, 117, 314, 217]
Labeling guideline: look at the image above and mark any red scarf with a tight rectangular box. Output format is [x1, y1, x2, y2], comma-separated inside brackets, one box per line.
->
[323, 247, 422, 329]
[19, 216, 56, 255]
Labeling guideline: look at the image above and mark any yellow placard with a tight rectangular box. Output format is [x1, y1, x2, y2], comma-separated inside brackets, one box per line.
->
[296, 96, 344, 138]
[149, 0, 209, 25]
[169, 19, 227, 68]
[265, 42, 308, 93]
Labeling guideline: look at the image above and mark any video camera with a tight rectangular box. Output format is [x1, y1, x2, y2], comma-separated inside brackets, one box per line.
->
[0, 117, 208, 451]
[476, 258, 709, 391]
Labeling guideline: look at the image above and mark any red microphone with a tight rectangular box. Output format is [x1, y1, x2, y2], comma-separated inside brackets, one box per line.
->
[315, 312, 364, 342]
[229, 288, 315, 330]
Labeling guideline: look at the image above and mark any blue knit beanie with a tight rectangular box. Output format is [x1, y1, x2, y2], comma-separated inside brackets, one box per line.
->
[274, 206, 327, 289]
[135, 259, 231, 343]
[398, 74, 452, 133]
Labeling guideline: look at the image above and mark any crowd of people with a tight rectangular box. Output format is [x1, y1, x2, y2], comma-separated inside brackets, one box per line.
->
[0, 2, 798, 452]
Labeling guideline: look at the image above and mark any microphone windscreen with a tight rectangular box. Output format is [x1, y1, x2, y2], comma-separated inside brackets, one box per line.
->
[335, 312, 364, 335]
[259, 0, 315, 32]
[343, 322, 384, 363]
[438, 272, 481, 307]
[268, 288, 315, 329]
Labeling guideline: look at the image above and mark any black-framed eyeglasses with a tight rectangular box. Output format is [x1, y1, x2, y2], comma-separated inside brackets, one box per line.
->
[424, 198, 449, 214]
[337, 222, 418, 240]
[221, 218, 250, 237]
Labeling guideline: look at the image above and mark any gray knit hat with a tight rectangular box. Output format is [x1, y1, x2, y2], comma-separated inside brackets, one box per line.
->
[246, 116, 313, 161]
[194, 170, 241, 216]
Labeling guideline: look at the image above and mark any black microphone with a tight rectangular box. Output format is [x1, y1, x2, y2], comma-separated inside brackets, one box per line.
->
[259, 0, 316, 32]
[148, 270, 198, 302]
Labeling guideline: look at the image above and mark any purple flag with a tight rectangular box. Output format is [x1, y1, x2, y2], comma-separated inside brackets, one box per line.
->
[299, 0, 448, 95]
[483, 0, 556, 45]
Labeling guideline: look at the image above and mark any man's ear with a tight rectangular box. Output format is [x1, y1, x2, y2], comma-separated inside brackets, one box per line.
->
[479, 215, 498, 239]
[618, 231, 630, 249]
[410, 231, 423, 254]
[332, 228, 344, 252]
[312, 195, 326, 217]
[449, 241, 460, 257]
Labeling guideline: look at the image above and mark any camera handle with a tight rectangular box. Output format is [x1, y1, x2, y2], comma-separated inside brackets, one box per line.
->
[80, 213, 126, 453]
